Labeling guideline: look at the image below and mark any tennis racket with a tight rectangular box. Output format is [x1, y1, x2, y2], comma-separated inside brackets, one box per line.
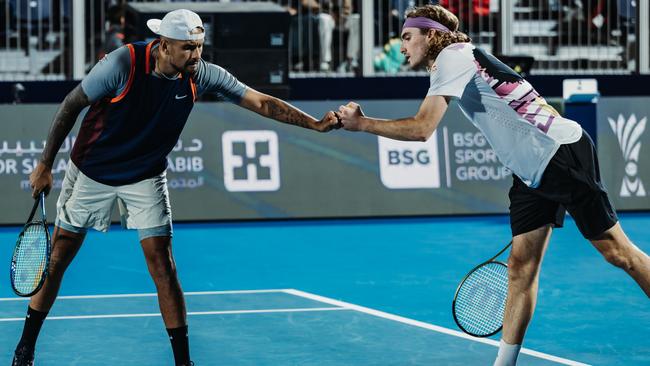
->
[452, 241, 512, 337]
[10, 192, 51, 297]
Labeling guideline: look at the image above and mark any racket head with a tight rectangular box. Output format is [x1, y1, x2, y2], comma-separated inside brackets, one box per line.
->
[452, 260, 509, 337]
[10, 220, 51, 297]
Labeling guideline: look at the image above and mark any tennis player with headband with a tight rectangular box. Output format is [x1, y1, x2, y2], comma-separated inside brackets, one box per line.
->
[336, 4, 650, 366]
[13, 9, 339, 366]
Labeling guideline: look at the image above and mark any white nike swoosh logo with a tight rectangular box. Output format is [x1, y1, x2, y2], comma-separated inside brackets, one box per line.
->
[175, 94, 188, 100]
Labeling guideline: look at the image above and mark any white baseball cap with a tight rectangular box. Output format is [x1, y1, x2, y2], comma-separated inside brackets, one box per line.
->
[146, 9, 205, 41]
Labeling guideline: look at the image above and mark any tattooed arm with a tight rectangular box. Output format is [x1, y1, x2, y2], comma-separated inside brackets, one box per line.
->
[239, 88, 339, 132]
[30, 84, 91, 197]
[41, 85, 90, 166]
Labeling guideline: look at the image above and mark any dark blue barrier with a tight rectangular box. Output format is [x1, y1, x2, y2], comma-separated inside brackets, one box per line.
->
[2, 75, 650, 104]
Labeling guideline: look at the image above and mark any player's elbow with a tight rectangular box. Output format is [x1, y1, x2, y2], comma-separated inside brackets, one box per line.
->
[419, 130, 435, 142]
[414, 124, 436, 142]
[411, 115, 438, 142]
[241, 89, 272, 115]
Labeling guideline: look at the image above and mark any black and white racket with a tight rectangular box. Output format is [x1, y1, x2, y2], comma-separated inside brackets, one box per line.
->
[10, 192, 51, 297]
[452, 241, 511, 337]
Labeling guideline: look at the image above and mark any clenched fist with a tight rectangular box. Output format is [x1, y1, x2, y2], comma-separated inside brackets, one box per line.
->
[312, 110, 342, 132]
[29, 161, 53, 199]
[337, 102, 365, 131]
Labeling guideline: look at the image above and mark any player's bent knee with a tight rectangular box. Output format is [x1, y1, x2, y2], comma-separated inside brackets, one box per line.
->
[47, 256, 68, 278]
[147, 257, 178, 281]
[507, 251, 539, 272]
[599, 245, 632, 270]
[601, 248, 633, 270]
[149, 267, 178, 285]
[151, 270, 178, 284]
[507, 256, 538, 283]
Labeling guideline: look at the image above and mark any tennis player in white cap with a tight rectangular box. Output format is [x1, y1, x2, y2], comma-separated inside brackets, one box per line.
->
[13, 9, 339, 366]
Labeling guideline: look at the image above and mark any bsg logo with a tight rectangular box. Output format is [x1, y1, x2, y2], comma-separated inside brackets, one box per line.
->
[378, 133, 440, 189]
[386, 150, 431, 166]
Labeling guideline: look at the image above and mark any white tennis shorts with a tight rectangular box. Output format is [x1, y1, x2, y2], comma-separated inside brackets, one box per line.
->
[55, 161, 173, 240]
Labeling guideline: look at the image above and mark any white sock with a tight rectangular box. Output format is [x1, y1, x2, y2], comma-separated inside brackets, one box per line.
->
[493, 339, 522, 366]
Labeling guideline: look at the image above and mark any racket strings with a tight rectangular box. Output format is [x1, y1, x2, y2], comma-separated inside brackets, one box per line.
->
[455, 262, 508, 336]
[12, 223, 48, 294]
[456, 271, 506, 334]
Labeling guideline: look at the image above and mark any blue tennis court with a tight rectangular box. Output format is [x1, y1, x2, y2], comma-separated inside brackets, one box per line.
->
[1, 213, 649, 365]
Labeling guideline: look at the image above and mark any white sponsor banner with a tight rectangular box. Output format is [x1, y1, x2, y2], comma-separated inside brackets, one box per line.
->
[222, 130, 281, 192]
[378, 132, 440, 189]
[608, 114, 647, 197]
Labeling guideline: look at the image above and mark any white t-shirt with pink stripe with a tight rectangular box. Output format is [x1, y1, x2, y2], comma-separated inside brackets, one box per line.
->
[426, 43, 582, 187]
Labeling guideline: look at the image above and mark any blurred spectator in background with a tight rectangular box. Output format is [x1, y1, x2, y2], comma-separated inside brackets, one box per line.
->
[12, 83, 25, 104]
[97, 4, 125, 60]
[588, 0, 619, 42]
[317, 0, 360, 72]
[439, 0, 494, 33]
[439, 0, 491, 20]
[288, 0, 360, 73]
[374, 37, 406, 73]
[557, 0, 620, 44]
[617, 0, 636, 68]
[288, 0, 321, 71]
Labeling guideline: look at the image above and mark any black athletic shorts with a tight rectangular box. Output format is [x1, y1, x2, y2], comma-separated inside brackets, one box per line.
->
[509, 130, 618, 239]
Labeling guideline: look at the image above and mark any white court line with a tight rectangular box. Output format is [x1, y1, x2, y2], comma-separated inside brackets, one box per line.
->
[0, 306, 346, 322]
[0, 289, 287, 301]
[0, 289, 590, 365]
[284, 289, 591, 366]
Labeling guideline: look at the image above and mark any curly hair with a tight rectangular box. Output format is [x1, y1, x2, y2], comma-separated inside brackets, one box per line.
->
[405, 5, 471, 60]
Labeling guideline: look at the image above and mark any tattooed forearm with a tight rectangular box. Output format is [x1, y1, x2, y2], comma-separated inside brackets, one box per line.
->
[41, 85, 90, 167]
[261, 98, 316, 129]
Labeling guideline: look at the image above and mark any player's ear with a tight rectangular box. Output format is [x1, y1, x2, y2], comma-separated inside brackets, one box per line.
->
[160, 37, 170, 54]
[426, 28, 436, 40]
